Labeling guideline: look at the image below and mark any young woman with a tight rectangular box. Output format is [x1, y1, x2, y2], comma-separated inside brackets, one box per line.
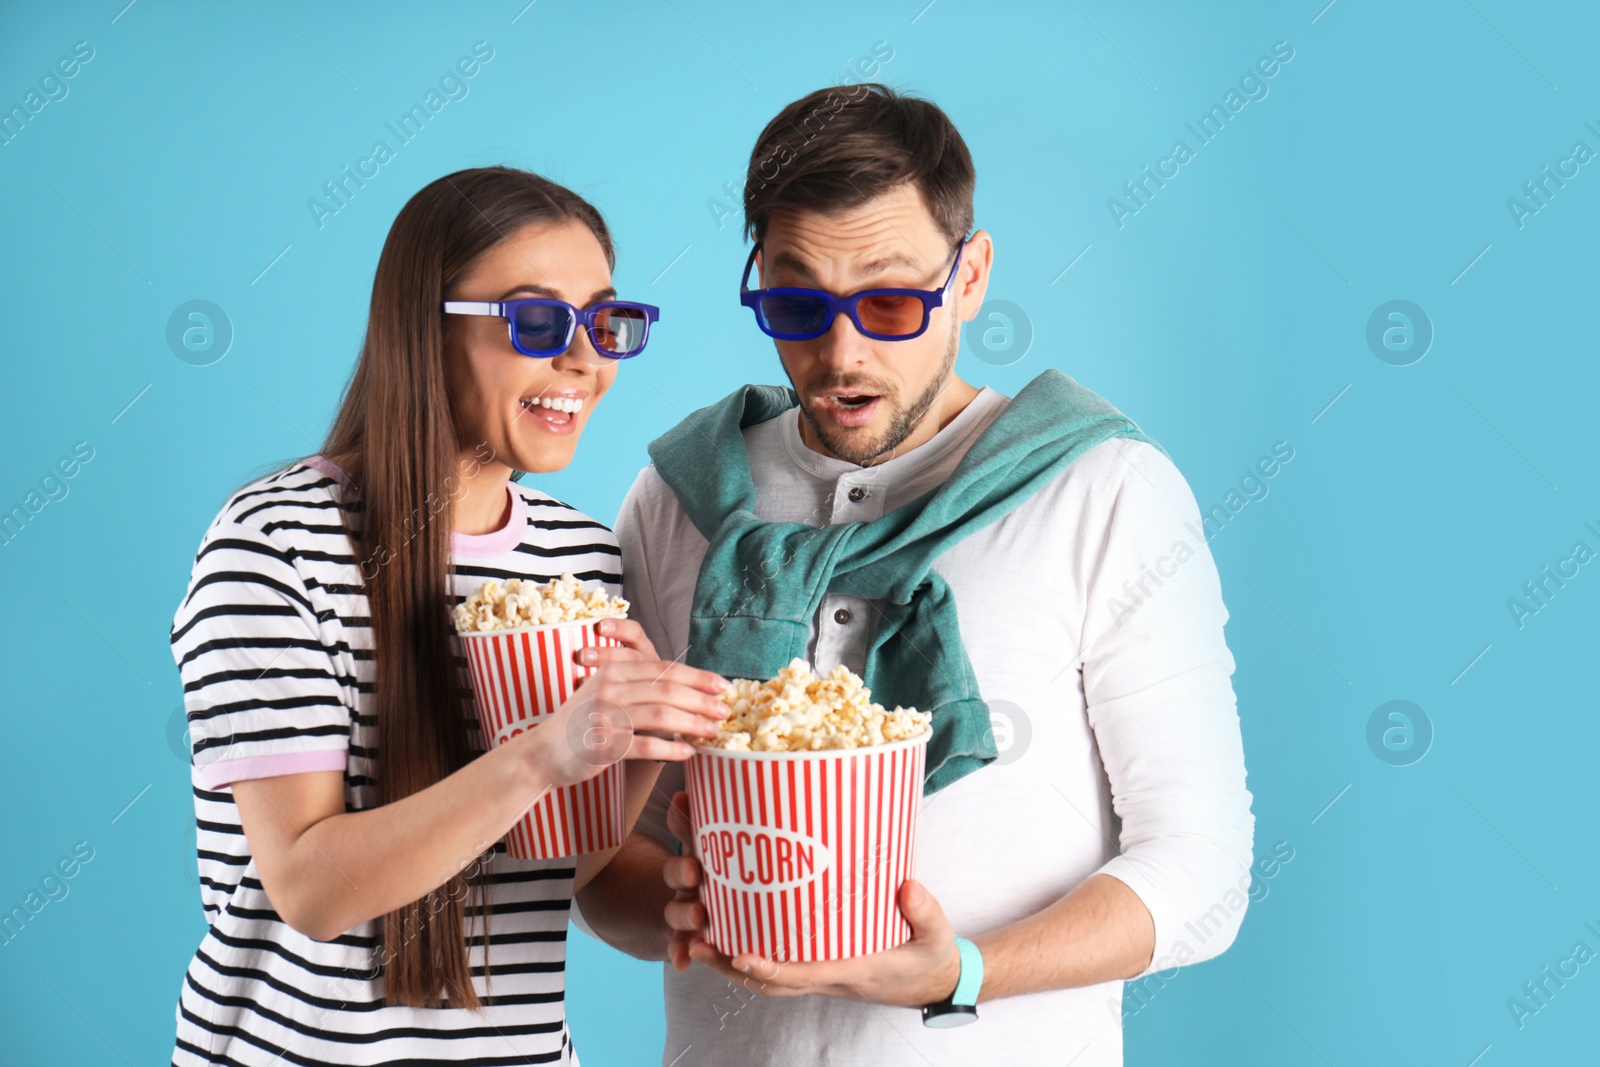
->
[169, 166, 728, 1065]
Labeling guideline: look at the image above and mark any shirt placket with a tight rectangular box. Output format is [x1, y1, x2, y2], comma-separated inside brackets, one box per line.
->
[811, 473, 888, 676]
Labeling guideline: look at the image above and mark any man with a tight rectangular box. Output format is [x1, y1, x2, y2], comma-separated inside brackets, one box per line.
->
[577, 83, 1254, 1066]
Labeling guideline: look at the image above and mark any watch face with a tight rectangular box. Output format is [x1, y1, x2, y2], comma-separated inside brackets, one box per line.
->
[921, 1005, 979, 1029]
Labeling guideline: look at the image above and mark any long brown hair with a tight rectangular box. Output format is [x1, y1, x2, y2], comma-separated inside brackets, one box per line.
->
[321, 166, 614, 1009]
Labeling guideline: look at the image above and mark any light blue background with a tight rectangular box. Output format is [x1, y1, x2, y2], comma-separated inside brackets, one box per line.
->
[3, 1, 1596, 1063]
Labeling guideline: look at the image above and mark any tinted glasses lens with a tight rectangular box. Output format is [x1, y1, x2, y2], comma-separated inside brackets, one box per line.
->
[512, 302, 573, 354]
[855, 294, 928, 338]
[757, 292, 830, 338]
[589, 305, 650, 356]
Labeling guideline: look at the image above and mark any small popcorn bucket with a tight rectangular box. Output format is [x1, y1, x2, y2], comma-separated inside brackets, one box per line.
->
[685, 732, 929, 963]
[459, 619, 626, 859]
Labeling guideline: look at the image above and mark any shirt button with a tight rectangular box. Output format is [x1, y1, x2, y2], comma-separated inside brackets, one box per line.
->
[848, 486, 867, 503]
[834, 607, 853, 625]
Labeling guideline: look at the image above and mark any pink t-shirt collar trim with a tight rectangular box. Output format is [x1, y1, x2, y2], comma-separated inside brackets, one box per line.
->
[301, 454, 526, 559]
[302, 453, 354, 488]
[452, 486, 526, 557]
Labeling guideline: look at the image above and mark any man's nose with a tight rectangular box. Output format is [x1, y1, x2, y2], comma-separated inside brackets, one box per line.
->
[814, 310, 873, 371]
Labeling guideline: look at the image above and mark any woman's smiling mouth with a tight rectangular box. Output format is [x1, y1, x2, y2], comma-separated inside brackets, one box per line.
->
[517, 391, 589, 434]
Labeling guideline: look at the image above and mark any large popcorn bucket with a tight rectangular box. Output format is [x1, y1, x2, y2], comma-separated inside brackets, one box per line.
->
[459, 619, 626, 859]
[685, 733, 929, 963]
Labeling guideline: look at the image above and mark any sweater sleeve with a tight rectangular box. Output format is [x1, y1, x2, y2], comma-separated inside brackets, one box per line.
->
[1077, 441, 1256, 978]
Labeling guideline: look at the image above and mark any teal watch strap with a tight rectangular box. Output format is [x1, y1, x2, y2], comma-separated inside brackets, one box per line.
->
[950, 937, 983, 1007]
[921, 936, 984, 1027]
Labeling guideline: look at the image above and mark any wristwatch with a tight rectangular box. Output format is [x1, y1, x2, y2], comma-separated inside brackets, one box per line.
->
[921, 937, 983, 1028]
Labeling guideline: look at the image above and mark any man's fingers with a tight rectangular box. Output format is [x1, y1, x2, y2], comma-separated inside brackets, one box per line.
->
[667, 791, 692, 842]
[690, 943, 795, 993]
[729, 953, 796, 986]
[898, 879, 952, 941]
[663, 854, 701, 892]
[664, 897, 706, 933]
[667, 931, 693, 972]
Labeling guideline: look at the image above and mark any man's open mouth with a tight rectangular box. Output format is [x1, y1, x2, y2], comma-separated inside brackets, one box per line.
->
[813, 391, 884, 427]
[829, 394, 876, 410]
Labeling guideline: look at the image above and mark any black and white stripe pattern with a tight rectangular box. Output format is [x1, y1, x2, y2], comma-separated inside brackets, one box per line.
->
[170, 461, 622, 1066]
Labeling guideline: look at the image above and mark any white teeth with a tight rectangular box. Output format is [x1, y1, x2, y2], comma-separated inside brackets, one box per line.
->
[521, 396, 585, 414]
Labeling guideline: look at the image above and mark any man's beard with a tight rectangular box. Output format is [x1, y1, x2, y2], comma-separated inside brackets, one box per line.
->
[794, 324, 959, 466]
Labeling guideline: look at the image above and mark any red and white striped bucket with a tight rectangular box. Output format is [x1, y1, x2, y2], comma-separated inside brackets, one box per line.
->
[685, 733, 929, 963]
[459, 619, 625, 859]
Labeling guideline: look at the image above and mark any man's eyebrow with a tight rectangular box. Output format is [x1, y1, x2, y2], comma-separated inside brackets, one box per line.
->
[765, 249, 926, 285]
[853, 252, 924, 278]
[497, 284, 618, 305]
[767, 251, 820, 284]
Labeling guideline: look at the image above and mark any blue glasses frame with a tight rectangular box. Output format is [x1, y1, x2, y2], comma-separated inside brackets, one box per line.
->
[738, 239, 967, 342]
[442, 298, 660, 358]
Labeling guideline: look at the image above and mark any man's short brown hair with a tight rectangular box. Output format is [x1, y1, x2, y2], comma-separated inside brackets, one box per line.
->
[742, 83, 975, 249]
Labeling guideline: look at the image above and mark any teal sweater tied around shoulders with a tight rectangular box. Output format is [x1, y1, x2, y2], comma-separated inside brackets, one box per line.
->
[646, 369, 1164, 794]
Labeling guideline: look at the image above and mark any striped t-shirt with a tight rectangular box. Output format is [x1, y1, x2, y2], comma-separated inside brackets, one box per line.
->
[169, 456, 622, 1066]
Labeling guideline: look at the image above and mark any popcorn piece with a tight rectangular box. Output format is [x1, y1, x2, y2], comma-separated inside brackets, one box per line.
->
[452, 573, 629, 632]
[706, 658, 931, 752]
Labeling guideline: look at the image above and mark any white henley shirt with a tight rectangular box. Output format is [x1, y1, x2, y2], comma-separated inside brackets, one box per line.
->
[610, 384, 1255, 1066]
